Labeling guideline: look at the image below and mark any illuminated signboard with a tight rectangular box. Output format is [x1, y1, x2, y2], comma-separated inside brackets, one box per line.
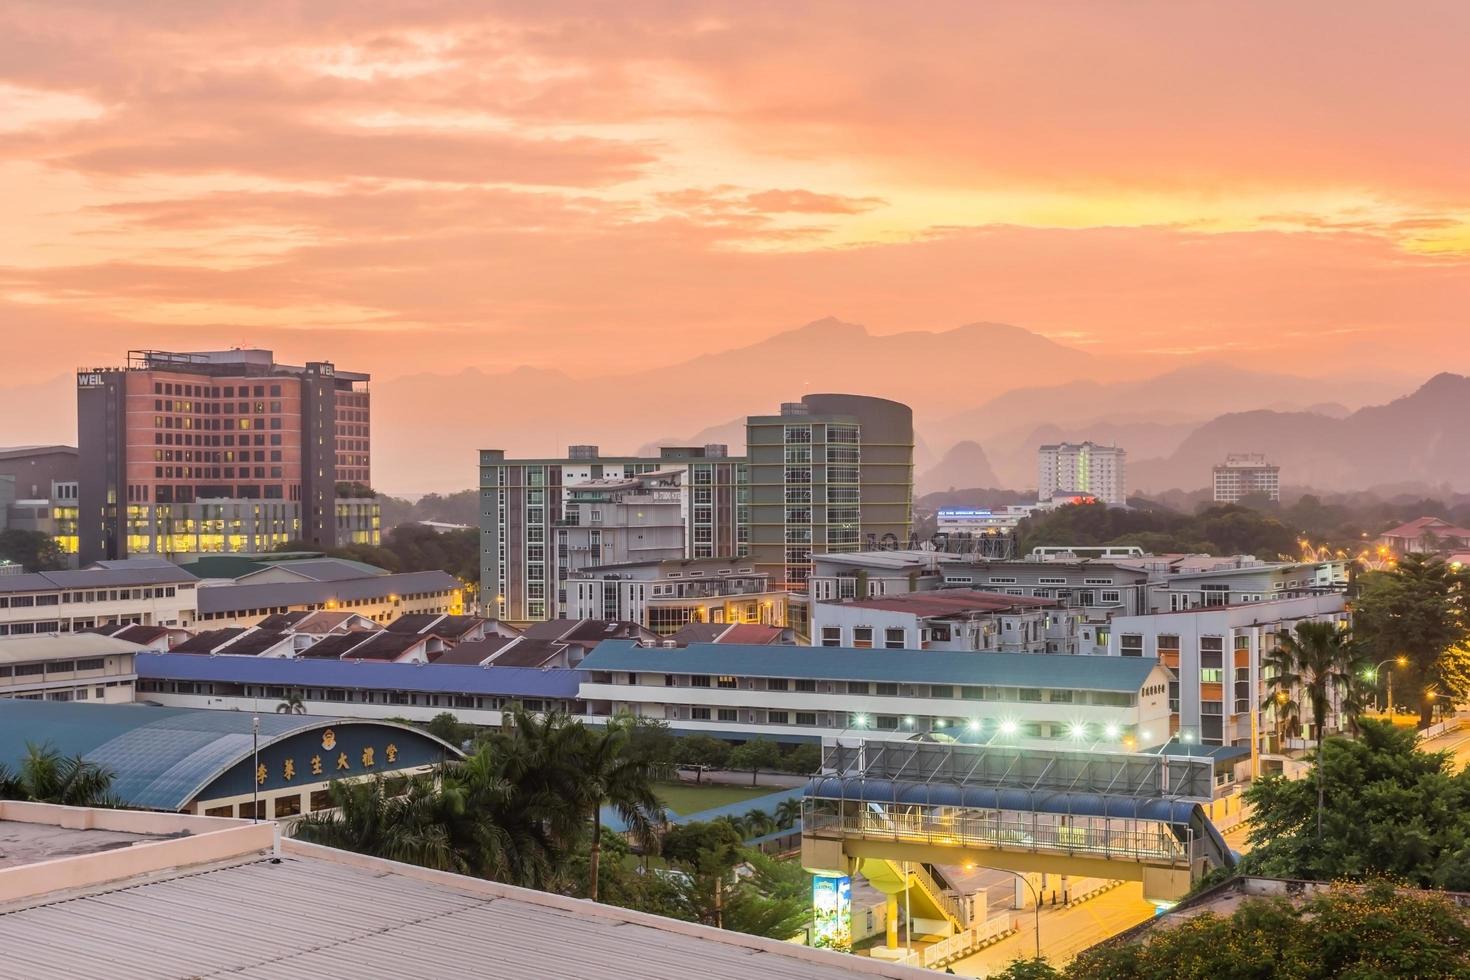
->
[77, 372, 106, 388]
[937, 508, 994, 518]
[812, 875, 851, 951]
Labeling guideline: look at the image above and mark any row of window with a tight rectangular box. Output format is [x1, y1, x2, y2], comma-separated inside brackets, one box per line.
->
[602, 672, 1135, 705]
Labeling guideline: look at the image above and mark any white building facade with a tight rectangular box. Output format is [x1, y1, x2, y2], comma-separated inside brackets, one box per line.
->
[1038, 442, 1127, 506]
[1212, 454, 1281, 503]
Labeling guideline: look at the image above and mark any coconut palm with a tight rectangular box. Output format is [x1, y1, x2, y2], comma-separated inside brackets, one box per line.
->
[742, 807, 777, 837]
[561, 718, 668, 901]
[293, 773, 462, 872]
[1266, 621, 1359, 743]
[1266, 621, 1360, 839]
[774, 797, 802, 830]
[275, 690, 306, 715]
[0, 743, 116, 806]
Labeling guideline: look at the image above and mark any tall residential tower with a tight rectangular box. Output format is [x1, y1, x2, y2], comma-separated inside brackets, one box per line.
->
[1038, 441, 1127, 506]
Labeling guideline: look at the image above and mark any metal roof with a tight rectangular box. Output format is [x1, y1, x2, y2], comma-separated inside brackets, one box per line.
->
[0, 701, 452, 811]
[195, 569, 460, 615]
[236, 558, 388, 583]
[0, 564, 199, 594]
[579, 640, 1165, 692]
[137, 652, 582, 698]
[0, 632, 145, 664]
[0, 847, 928, 980]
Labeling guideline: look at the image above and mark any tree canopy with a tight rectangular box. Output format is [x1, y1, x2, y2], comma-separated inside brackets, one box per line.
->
[994, 880, 1470, 979]
[1017, 502, 1297, 558]
[0, 528, 66, 572]
[1240, 720, 1470, 889]
[1354, 554, 1470, 725]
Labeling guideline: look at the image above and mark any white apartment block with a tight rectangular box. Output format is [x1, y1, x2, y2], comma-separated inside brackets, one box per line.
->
[1038, 442, 1127, 505]
[1108, 593, 1348, 748]
[1212, 454, 1281, 503]
[810, 591, 1082, 654]
[567, 557, 789, 635]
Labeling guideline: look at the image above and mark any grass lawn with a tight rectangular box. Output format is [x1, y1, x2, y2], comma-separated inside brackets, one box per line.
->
[655, 781, 776, 817]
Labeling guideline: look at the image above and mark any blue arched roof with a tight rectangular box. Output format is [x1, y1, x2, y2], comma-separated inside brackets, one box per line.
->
[0, 700, 460, 811]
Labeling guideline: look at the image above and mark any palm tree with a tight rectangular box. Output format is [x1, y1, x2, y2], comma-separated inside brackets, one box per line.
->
[276, 690, 307, 715]
[1266, 621, 1359, 838]
[293, 774, 463, 871]
[742, 808, 777, 838]
[1266, 621, 1359, 743]
[440, 743, 557, 888]
[0, 743, 116, 806]
[774, 797, 802, 830]
[562, 718, 668, 902]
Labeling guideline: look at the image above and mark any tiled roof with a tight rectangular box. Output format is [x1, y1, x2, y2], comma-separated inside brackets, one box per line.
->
[431, 636, 515, 665]
[339, 632, 424, 662]
[137, 652, 583, 699]
[215, 629, 293, 657]
[169, 627, 248, 654]
[296, 633, 372, 659]
[487, 638, 566, 668]
[717, 624, 787, 645]
[579, 640, 1163, 692]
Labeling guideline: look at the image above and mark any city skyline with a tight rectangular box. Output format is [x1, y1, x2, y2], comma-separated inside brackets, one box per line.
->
[2, 1, 1469, 393]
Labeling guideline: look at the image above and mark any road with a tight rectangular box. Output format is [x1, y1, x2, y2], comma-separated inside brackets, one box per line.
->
[947, 881, 1156, 976]
[1418, 723, 1470, 771]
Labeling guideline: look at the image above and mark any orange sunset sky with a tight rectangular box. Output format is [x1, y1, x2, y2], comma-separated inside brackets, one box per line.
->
[2, 0, 1469, 385]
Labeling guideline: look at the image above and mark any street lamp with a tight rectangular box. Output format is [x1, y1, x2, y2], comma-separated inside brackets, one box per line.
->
[1364, 656, 1407, 715]
[992, 868, 1042, 960]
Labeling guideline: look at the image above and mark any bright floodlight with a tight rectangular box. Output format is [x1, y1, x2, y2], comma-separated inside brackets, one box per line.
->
[1068, 722, 1088, 740]
[853, 714, 868, 727]
[1104, 723, 1121, 740]
[1141, 730, 1152, 741]
[903, 716, 916, 727]
[967, 719, 982, 732]
[999, 719, 1019, 736]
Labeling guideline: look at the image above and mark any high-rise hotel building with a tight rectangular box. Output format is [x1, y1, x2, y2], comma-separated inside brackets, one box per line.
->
[478, 446, 746, 623]
[77, 349, 379, 564]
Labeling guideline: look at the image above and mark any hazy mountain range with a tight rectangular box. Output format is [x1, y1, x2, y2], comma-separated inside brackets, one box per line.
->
[0, 318, 1452, 496]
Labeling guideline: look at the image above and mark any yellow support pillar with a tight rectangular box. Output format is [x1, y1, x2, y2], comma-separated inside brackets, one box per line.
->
[886, 892, 900, 949]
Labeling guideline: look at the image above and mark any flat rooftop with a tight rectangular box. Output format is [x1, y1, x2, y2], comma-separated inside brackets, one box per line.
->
[0, 839, 928, 980]
[0, 821, 159, 871]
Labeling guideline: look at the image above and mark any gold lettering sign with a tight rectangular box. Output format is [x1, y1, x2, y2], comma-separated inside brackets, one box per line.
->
[321, 728, 337, 751]
[283, 758, 296, 781]
[255, 763, 267, 786]
[385, 743, 398, 764]
[361, 746, 375, 768]
[336, 751, 350, 771]
[310, 754, 323, 776]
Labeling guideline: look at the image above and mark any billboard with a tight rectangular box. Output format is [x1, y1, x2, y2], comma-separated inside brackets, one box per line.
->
[812, 875, 851, 951]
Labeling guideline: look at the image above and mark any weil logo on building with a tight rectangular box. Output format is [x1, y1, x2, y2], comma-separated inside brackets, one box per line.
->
[77, 371, 107, 388]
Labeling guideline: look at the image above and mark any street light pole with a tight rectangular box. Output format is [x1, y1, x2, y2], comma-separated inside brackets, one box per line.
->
[1366, 657, 1404, 715]
[995, 868, 1042, 961]
[251, 712, 260, 824]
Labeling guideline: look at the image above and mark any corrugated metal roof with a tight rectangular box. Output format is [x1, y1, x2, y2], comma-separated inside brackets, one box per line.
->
[196, 569, 460, 615]
[0, 849, 929, 979]
[137, 652, 582, 698]
[0, 564, 198, 594]
[580, 640, 1163, 692]
[236, 558, 389, 583]
[0, 632, 144, 664]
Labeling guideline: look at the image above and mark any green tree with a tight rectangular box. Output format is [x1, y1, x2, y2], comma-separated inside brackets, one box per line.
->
[727, 739, 783, 787]
[1354, 554, 1470, 726]
[1066, 880, 1470, 978]
[0, 743, 116, 806]
[774, 797, 802, 829]
[424, 711, 474, 748]
[780, 743, 821, 775]
[1240, 720, 1470, 888]
[741, 807, 776, 837]
[720, 849, 811, 941]
[0, 529, 65, 572]
[663, 820, 748, 929]
[294, 774, 463, 871]
[543, 716, 667, 902]
[674, 734, 730, 782]
[275, 689, 306, 715]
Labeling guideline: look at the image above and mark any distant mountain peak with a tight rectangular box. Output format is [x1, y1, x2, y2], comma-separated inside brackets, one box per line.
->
[779, 316, 869, 339]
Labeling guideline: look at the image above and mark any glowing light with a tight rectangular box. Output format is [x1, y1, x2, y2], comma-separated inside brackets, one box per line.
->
[1104, 723, 1121, 740]
[966, 719, 981, 732]
[903, 716, 916, 727]
[852, 714, 869, 728]
[1068, 722, 1088, 741]
[999, 719, 1019, 736]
